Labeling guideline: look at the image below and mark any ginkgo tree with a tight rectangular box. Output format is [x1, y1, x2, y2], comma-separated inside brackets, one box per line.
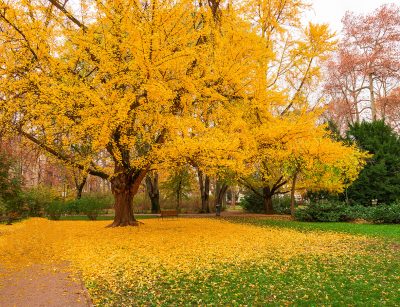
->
[239, 111, 368, 214]
[235, 0, 368, 213]
[0, 0, 263, 226]
[0, 0, 367, 226]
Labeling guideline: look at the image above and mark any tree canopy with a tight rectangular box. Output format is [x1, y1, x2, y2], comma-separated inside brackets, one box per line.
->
[0, 0, 367, 225]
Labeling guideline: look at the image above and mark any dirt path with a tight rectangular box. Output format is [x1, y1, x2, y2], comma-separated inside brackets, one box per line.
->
[0, 264, 92, 307]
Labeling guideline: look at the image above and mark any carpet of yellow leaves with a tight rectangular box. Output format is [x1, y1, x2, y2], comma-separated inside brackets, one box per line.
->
[0, 218, 370, 303]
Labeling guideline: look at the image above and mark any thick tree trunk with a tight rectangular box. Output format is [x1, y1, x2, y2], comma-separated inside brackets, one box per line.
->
[290, 173, 298, 217]
[198, 170, 210, 213]
[145, 172, 160, 213]
[109, 168, 147, 227]
[263, 187, 274, 214]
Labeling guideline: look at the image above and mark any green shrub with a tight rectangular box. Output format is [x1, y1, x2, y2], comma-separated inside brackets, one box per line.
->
[45, 200, 67, 220]
[240, 190, 264, 213]
[345, 205, 371, 220]
[0, 197, 7, 217]
[272, 195, 291, 214]
[368, 203, 400, 224]
[240, 190, 291, 214]
[295, 200, 400, 224]
[64, 200, 80, 215]
[74, 194, 112, 220]
[294, 201, 352, 222]
[21, 186, 59, 217]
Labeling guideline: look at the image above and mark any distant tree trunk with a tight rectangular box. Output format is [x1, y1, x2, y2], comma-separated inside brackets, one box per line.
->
[290, 172, 298, 217]
[369, 72, 376, 121]
[352, 92, 360, 123]
[198, 169, 210, 213]
[72, 167, 88, 199]
[176, 176, 183, 212]
[262, 187, 274, 214]
[109, 167, 147, 227]
[230, 187, 237, 207]
[75, 174, 87, 199]
[145, 172, 160, 213]
[214, 181, 228, 209]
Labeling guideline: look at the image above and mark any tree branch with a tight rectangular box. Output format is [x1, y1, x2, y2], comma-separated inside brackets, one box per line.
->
[238, 178, 262, 197]
[47, 0, 87, 31]
[19, 129, 110, 180]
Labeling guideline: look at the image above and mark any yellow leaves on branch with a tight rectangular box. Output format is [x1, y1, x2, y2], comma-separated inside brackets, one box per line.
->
[242, 108, 368, 192]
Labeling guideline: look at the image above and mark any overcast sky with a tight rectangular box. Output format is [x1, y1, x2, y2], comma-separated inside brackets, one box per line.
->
[306, 0, 397, 34]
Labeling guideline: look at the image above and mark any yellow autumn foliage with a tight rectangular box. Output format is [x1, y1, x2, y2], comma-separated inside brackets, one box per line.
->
[0, 0, 367, 224]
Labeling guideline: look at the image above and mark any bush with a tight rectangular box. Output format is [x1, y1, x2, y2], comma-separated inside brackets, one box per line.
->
[294, 201, 352, 222]
[73, 194, 113, 220]
[0, 197, 7, 217]
[45, 200, 67, 220]
[368, 203, 400, 224]
[240, 191, 264, 213]
[295, 200, 400, 224]
[21, 186, 59, 217]
[345, 205, 371, 220]
[272, 195, 291, 214]
[240, 190, 291, 214]
[64, 200, 80, 215]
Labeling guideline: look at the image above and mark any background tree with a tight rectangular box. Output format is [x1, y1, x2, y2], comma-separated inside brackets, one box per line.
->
[376, 87, 400, 132]
[236, 1, 343, 213]
[240, 113, 366, 214]
[346, 120, 400, 205]
[214, 176, 229, 211]
[324, 4, 400, 129]
[197, 169, 210, 213]
[145, 171, 160, 214]
[160, 167, 193, 212]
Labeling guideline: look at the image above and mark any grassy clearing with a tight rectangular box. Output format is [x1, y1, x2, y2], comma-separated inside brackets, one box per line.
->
[0, 218, 398, 306]
[223, 217, 400, 242]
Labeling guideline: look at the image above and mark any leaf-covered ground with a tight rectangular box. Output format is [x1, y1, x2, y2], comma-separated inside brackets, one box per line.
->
[0, 218, 398, 306]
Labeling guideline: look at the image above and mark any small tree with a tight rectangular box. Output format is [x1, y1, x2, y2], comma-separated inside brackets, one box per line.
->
[161, 167, 193, 212]
[346, 120, 400, 205]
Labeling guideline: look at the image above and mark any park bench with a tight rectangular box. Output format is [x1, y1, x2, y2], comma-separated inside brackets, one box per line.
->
[160, 210, 179, 219]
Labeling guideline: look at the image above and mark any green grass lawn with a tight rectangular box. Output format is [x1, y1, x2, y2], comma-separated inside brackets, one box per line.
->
[125, 255, 400, 306]
[223, 216, 400, 242]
